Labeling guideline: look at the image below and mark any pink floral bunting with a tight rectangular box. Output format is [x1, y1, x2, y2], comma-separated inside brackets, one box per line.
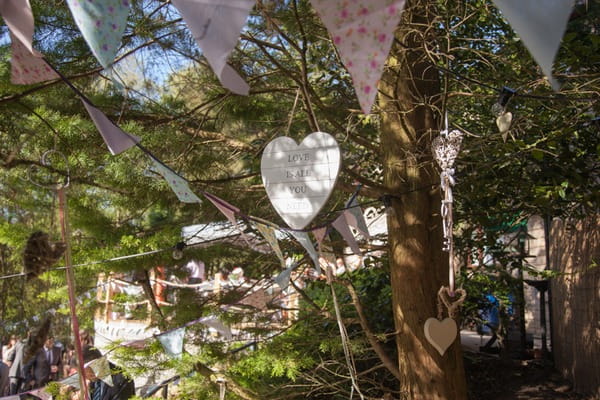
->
[10, 34, 58, 85]
[310, 0, 406, 114]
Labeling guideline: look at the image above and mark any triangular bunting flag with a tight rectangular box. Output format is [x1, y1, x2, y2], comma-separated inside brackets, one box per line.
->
[310, 0, 406, 114]
[10, 34, 58, 85]
[289, 231, 320, 269]
[332, 214, 362, 256]
[203, 192, 239, 225]
[254, 222, 286, 268]
[157, 327, 185, 359]
[171, 0, 254, 95]
[59, 371, 83, 389]
[66, 0, 131, 69]
[82, 100, 140, 155]
[150, 158, 202, 203]
[87, 356, 113, 387]
[274, 264, 295, 291]
[0, 0, 35, 54]
[0, 396, 21, 400]
[345, 196, 370, 239]
[312, 227, 328, 249]
[492, 0, 573, 90]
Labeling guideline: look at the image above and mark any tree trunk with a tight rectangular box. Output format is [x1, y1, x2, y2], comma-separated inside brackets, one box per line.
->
[379, 0, 468, 398]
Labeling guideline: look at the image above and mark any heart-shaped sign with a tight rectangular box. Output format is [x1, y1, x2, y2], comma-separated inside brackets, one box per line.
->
[261, 132, 341, 230]
[424, 317, 458, 356]
[432, 129, 463, 170]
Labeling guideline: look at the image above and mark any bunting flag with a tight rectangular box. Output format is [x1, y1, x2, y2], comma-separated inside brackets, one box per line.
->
[310, 0, 406, 114]
[82, 100, 140, 155]
[150, 157, 202, 203]
[312, 227, 328, 249]
[0, 0, 36, 54]
[253, 222, 286, 268]
[331, 214, 362, 256]
[157, 327, 185, 359]
[88, 356, 114, 387]
[203, 192, 239, 225]
[289, 231, 320, 270]
[66, 0, 131, 69]
[10, 35, 58, 85]
[0, 396, 21, 400]
[171, 0, 254, 95]
[274, 264, 294, 291]
[492, 0, 573, 90]
[344, 196, 370, 239]
[200, 316, 232, 340]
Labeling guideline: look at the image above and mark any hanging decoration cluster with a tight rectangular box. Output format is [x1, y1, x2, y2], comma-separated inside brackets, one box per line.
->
[423, 125, 466, 356]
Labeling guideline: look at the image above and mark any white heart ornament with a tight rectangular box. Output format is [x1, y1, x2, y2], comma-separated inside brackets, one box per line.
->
[261, 132, 341, 229]
[424, 317, 458, 356]
[496, 111, 513, 134]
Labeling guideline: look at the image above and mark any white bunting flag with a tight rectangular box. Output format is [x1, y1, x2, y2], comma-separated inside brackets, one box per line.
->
[87, 356, 113, 387]
[0, 0, 36, 54]
[150, 158, 202, 203]
[200, 316, 232, 340]
[82, 100, 140, 155]
[289, 231, 320, 269]
[172, 0, 254, 95]
[157, 327, 185, 359]
[493, 0, 573, 90]
[310, 0, 406, 114]
[274, 264, 294, 291]
[332, 214, 362, 256]
[344, 196, 370, 239]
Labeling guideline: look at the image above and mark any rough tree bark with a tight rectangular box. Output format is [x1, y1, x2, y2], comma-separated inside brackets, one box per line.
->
[379, 0, 468, 398]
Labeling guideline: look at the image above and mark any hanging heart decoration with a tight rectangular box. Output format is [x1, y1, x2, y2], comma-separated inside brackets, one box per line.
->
[424, 317, 458, 356]
[496, 111, 513, 137]
[431, 129, 463, 170]
[261, 132, 341, 230]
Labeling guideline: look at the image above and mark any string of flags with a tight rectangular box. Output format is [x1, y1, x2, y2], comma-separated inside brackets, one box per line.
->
[0, 0, 578, 111]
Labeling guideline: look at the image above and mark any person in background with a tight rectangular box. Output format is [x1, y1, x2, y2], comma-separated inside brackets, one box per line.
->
[30, 336, 62, 387]
[7, 333, 28, 395]
[62, 344, 77, 377]
[183, 259, 205, 284]
[0, 357, 9, 396]
[2, 336, 17, 366]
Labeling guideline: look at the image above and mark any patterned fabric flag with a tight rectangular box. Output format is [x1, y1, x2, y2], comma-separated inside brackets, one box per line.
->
[310, 0, 406, 114]
[10, 34, 58, 85]
[157, 327, 185, 359]
[150, 158, 202, 203]
[492, 0, 572, 90]
[172, 0, 254, 95]
[344, 196, 370, 239]
[332, 214, 362, 256]
[82, 100, 140, 155]
[0, 0, 35, 53]
[66, 0, 132, 69]
[254, 222, 286, 268]
[289, 231, 320, 269]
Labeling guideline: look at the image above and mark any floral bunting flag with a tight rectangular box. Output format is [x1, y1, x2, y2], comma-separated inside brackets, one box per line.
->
[492, 0, 573, 90]
[344, 196, 370, 239]
[254, 222, 286, 268]
[150, 158, 202, 203]
[332, 214, 362, 256]
[310, 0, 406, 114]
[30, 388, 52, 400]
[0, 0, 36, 54]
[289, 231, 320, 270]
[82, 100, 140, 155]
[10, 34, 58, 85]
[203, 192, 239, 225]
[171, 0, 254, 95]
[157, 327, 185, 359]
[66, 0, 131, 69]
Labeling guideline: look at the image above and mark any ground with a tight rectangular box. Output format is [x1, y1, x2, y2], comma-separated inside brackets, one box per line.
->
[464, 348, 595, 400]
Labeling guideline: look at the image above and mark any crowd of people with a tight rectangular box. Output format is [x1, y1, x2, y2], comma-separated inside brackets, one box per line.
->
[0, 331, 134, 400]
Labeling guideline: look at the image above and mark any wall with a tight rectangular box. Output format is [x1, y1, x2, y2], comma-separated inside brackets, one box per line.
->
[550, 215, 599, 397]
